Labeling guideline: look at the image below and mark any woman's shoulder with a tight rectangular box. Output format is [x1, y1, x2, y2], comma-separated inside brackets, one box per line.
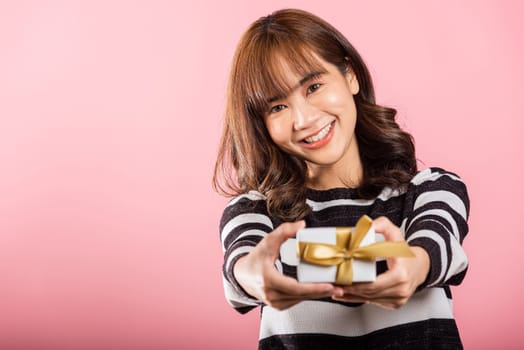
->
[407, 167, 469, 204]
[410, 167, 465, 186]
[220, 190, 270, 230]
[226, 190, 267, 208]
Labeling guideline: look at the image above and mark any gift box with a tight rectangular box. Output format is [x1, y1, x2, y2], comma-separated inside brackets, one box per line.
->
[280, 215, 414, 285]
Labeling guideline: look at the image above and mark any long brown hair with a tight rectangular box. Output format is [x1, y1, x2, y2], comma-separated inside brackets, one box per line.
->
[213, 8, 417, 221]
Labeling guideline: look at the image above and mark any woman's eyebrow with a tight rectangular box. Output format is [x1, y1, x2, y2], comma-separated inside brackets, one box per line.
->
[267, 71, 323, 103]
[299, 72, 323, 86]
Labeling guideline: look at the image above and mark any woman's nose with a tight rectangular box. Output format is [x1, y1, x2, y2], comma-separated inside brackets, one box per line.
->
[292, 101, 317, 131]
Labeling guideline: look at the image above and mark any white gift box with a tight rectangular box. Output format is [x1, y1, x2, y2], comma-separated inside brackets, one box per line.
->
[280, 227, 384, 284]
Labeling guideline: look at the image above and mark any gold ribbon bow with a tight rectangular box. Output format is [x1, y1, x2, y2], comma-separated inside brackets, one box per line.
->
[298, 215, 414, 284]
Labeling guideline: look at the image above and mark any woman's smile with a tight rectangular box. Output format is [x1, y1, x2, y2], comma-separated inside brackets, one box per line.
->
[301, 121, 335, 149]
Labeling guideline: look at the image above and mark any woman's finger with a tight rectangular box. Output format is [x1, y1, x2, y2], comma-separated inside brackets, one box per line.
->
[332, 293, 408, 309]
[265, 220, 305, 251]
[265, 266, 339, 298]
[331, 294, 368, 303]
[372, 216, 405, 241]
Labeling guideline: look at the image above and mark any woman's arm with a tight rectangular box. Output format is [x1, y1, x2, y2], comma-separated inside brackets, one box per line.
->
[333, 217, 430, 309]
[233, 221, 341, 310]
[333, 168, 469, 309]
[220, 192, 342, 313]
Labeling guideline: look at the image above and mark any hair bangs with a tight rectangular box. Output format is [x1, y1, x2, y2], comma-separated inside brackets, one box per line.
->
[242, 38, 327, 118]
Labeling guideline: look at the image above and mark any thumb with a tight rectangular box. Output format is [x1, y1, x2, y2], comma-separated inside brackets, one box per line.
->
[373, 217, 402, 271]
[372, 216, 404, 242]
[268, 220, 306, 247]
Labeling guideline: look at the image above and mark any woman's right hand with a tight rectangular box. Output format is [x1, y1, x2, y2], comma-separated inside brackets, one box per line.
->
[233, 220, 343, 310]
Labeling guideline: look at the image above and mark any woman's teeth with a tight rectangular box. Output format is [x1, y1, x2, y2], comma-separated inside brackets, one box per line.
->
[304, 123, 332, 143]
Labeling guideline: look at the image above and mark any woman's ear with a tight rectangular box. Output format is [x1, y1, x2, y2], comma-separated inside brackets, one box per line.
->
[344, 59, 359, 95]
[346, 70, 360, 95]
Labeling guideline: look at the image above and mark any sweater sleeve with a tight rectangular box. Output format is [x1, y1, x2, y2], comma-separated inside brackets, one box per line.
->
[402, 168, 470, 289]
[219, 191, 274, 314]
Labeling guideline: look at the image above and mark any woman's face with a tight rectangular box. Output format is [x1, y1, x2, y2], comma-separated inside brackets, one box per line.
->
[263, 56, 360, 174]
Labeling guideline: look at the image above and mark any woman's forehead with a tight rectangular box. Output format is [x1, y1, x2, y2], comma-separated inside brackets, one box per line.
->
[260, 51, 328, 98]
[269, 49, 327, 75]
[270, 57, 313, 86]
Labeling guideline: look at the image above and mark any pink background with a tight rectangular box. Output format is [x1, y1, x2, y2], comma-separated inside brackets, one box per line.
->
[1, 0, 522, 349]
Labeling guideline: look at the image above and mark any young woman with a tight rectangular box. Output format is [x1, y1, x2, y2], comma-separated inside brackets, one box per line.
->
[214, 8, 469, 349]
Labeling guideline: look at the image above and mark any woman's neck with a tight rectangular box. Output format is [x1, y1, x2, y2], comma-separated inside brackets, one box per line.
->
[306, 156, 363, 190]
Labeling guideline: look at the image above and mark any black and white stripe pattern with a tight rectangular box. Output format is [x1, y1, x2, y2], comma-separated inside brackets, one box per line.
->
[219, 168, 469, 349]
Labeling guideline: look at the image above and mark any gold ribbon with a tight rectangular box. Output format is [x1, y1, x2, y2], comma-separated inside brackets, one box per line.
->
[298, 215, 414, 284]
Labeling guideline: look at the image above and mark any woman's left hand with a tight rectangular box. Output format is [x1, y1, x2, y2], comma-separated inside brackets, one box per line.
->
[332, 216, 430, 309]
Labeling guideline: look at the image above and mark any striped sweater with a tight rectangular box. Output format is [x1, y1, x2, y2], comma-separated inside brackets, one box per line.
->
[220, 167, 469, 349]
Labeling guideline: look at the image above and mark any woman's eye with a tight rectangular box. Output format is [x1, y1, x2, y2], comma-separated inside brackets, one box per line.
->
[269, 104, 286, 114]
[307, 83, 321, 94]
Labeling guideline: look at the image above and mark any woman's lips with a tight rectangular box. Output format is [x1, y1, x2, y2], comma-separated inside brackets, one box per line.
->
[301, 121, 335, 149]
